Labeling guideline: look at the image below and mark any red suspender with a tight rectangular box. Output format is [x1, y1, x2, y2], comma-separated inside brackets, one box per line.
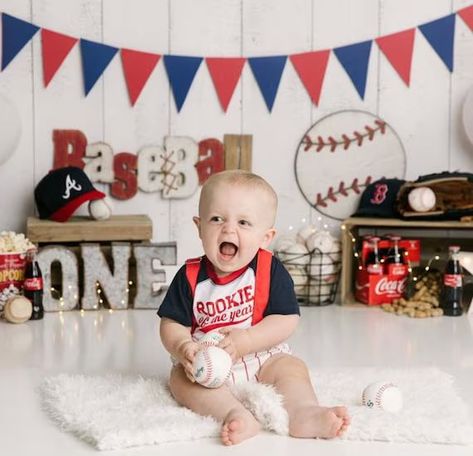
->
[185, 249, 272, 327]
[185, 257, 202, 333]
[185, 257, 202, 296]
[252, 248, 272, 325]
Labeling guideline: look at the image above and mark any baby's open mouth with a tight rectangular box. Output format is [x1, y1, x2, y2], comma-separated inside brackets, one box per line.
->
[219, 242, 238, 258]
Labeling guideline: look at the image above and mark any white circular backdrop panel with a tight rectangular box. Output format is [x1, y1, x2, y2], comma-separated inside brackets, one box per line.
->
[295, 110, 406, 220]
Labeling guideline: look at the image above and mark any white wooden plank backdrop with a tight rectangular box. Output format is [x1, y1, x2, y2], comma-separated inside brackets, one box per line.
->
[0, 0, 472, 265]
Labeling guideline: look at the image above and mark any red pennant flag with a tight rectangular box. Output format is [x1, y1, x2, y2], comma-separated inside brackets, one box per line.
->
[458, 5, 473, 31]
[376, 29, 415, 86]
[121, 48, 160, 106]
[206, 57, 245, 112]
[41, 29, 78, 87]
[290, 50, 330, 106]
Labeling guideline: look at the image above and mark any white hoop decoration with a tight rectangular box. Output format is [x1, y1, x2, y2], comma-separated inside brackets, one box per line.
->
[295, 110, 406, 220]
[0, 93, 21, 166]
[462, 85, 473, 147]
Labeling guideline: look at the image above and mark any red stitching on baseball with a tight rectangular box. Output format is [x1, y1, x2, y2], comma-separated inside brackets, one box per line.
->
[374, 382, 395, 408]
[303, 120, 387, 153]
[202, 348, 213, 385]
[314, 176, 372, 208]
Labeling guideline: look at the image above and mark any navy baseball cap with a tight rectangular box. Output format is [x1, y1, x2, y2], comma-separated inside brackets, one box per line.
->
[34, 167, 105, 222]
[353, 178, 406, 218]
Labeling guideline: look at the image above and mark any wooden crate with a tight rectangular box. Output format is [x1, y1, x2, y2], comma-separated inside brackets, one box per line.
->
[340, 216, 473, 306]
[26, 215, 152, 244]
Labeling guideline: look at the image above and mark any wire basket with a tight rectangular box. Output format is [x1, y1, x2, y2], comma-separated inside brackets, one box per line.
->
[275, 247, 342, 306]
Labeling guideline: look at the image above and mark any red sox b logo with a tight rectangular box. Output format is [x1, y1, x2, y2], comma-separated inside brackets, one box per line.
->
[370, 183, 388, 205]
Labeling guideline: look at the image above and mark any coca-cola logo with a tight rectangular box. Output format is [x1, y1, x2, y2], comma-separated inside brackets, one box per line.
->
[374, 277, 406, 295]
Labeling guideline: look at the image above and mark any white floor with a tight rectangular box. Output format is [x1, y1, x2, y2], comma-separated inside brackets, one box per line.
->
[1, 305, 473, 456]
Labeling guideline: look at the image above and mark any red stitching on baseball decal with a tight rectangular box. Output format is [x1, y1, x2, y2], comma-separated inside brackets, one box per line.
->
[338, 181, 348, 196]
[315, 193, 328, 208]
[303, 135, 312, 151]
[314, 176, 373, 208]
[375, 119, 386, 133]
[303, 120, 387, 152]
[327, 187, 337, 202]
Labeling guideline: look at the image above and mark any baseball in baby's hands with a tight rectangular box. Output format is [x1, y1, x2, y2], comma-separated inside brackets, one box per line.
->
[176, 340, 201, 382]
[217, 327, 251, 362]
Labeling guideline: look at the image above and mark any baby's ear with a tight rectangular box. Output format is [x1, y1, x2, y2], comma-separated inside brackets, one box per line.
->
[193, 216, 201, 236]
[262, 228, 276, 248]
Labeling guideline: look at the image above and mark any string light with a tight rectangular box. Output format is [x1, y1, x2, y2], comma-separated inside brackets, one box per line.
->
[346, 230, 442, 279]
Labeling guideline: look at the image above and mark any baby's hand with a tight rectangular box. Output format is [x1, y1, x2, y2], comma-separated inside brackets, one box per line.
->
[218, 327, 251, 363]
[175, 340, 200, 382]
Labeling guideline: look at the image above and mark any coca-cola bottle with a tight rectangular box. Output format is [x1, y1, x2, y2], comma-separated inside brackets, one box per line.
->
[386, 235, 407, 276]
[23, 249, 44, 320]
[366, 236, 383, 275]
[441, 245, 463, 317]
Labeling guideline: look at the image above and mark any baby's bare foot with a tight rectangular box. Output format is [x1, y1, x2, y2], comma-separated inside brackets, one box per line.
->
[220, 408, 261, 446]
[289, 405, 350, 439]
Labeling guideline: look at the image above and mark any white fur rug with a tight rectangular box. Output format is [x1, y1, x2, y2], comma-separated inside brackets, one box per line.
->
[39, 367, 473, 450]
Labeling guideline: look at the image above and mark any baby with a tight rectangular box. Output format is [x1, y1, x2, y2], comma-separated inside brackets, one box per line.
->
[158, 170, 350, 445]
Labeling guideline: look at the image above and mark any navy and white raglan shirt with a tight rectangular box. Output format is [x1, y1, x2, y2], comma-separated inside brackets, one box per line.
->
[157, 253, 300, 340]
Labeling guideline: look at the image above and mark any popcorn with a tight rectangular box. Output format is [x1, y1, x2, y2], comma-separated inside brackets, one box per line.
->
[0, 231, 35, 253]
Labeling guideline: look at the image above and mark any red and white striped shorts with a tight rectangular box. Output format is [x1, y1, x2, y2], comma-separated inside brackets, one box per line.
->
[226, 343, 291, 385]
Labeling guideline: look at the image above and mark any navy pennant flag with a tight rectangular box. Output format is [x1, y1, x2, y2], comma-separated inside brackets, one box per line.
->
[163, 55, 203, 112]
[248, 56, 287, 112]
[419, 14, 456, 72]
[80, 39, 119, 95]
[334, 40, 373, 100]
[1, 13, 39, 70]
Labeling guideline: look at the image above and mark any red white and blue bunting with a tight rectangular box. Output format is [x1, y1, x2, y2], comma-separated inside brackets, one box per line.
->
[1, 6, 473, 112]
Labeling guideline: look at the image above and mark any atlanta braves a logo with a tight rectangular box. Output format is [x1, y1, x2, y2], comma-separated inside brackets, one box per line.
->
[62, 174, 82, 199]
[370, 183, 388, 205]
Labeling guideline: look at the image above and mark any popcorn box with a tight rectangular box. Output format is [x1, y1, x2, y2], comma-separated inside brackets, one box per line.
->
[0, 252, 26, 292]
[355, 269, 408, 305]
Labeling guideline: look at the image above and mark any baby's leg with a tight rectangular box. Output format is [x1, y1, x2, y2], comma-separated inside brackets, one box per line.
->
[169, 365, 260, 445]
[258, 354, 350, 439]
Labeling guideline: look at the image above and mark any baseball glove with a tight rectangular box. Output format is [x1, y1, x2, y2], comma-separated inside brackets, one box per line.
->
[397, 172, 473, 220]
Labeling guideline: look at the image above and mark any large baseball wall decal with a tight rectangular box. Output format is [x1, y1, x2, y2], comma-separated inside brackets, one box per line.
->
[294, 110, 406, 220]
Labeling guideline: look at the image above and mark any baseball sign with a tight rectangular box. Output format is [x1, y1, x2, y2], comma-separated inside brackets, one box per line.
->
[295, 110, 406, 220]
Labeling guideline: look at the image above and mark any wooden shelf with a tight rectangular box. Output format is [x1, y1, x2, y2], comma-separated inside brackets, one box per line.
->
[340, 217, 473, 306]
[26, 215, 152, 243]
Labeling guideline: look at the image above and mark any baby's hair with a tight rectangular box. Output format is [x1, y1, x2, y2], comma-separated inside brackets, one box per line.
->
[199, 170, 278, 223]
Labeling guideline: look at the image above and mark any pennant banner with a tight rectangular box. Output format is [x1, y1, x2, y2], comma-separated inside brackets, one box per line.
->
[376, 29, 415, 86]
[80, 39, 118, 95]
[1, 6, 472, 110]
[248, 56, 287, 112]
[459, 5, 473, 30]
[41, 29, 78, 87]
[419, 14, 456, 72]
[206, 57, 245, 112]
[334, 40, 372, 100]
[121, 49, 160, 106]
[1, 13, 39, 70]
[290, 50, 330, 106]
[163, 55, 203, 112]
